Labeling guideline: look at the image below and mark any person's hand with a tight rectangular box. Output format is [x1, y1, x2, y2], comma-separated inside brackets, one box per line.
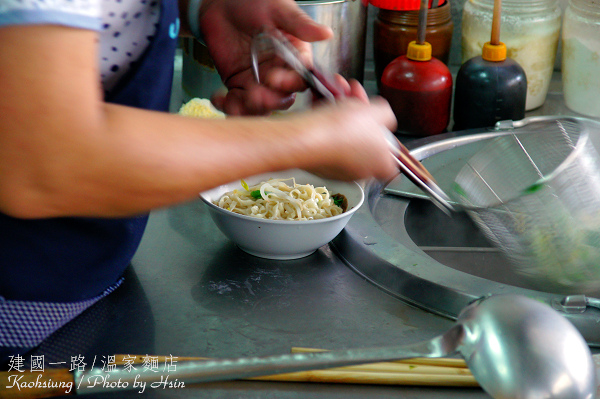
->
[197, 0, 333, 116]
[291, 81, 399, 183]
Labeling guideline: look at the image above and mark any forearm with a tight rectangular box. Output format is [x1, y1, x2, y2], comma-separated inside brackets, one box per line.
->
[98, 104, 314, 214]
[0, 102, 322, 219]
[0, 24, 396, 219]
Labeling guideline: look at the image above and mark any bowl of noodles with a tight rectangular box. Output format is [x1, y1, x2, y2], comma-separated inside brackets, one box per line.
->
[200, 169, 364, 260]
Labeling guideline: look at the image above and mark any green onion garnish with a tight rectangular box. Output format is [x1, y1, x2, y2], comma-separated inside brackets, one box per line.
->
[240, 179, 250, 191]
[333, 196, 344, 207]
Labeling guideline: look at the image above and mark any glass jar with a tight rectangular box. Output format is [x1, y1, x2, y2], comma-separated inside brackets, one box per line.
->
[181, 37, 225, 103]
[562, 0, 600, 117]
[372, 0, 454, 92]
[461, 0, 562, 110]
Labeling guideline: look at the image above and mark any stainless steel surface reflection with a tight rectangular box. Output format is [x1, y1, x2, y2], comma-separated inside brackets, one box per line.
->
[76, 295, 595, 399]
[331, 118, 600, 347]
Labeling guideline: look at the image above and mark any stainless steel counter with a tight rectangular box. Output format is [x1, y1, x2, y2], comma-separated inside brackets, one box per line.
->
[32, 181, 486, 399]
[32, 52, 599, 399]
[53, 192, 486, 398]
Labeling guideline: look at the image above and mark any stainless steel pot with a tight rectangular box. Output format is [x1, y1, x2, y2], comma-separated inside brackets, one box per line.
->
[292, 0, 368, 110]
[298, 0, 367, 82]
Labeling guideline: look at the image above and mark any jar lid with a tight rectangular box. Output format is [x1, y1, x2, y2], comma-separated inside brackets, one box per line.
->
[370, 0, 444, 10]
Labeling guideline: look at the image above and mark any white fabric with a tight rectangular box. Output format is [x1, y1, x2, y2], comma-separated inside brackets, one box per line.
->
[0, 0, 160, 93]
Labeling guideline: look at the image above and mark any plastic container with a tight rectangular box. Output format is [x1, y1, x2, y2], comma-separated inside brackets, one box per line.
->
[380, 40, 453, 136]
[372, 0, 453, 92]
[562, 0, 600, 118]
[461, 0, 561, 110]
[453, 42, 527, 131]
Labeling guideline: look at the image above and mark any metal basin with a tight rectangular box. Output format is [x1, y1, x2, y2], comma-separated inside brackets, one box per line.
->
[331, 120, 600, 347]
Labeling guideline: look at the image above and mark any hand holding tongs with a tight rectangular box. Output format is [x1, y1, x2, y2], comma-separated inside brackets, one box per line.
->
[250, 29, 454, 215]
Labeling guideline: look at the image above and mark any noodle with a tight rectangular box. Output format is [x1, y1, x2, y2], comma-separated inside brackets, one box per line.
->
[215, 178, 345, 221]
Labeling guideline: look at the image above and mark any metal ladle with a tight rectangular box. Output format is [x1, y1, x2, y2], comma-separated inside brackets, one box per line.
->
[81, 294, 596, 398]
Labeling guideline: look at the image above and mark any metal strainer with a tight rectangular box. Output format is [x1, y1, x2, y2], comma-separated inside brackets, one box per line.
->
[452, 116, 600, 294]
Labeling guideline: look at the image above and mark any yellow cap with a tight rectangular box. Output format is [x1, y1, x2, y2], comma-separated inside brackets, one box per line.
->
[482, 42, 507, 62]
[407, 41, 432, 62]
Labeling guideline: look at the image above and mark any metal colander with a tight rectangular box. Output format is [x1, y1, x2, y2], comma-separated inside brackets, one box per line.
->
[452, 116, 600, 294]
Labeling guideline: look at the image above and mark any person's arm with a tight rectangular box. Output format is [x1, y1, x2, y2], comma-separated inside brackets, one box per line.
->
[0, 24, 397, 220]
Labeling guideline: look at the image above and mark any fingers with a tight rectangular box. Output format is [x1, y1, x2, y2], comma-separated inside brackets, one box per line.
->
[273, 3, 333, 43]
[263, 67, 307, 94]
[214, 86, 296, 116]
[297, 97, 399, 182]
[347, 79, 368, 103]
[331, 88, 397, 133]
[269, 1, 333, 71]
[368, 96, 398, 133]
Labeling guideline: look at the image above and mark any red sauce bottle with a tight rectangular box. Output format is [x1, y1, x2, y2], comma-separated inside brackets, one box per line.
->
[380, 40, 453, 136]
[372, 0, 454, 93]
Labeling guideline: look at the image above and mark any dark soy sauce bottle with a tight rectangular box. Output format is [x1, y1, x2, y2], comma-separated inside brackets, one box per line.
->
[452, 41, 527, 130]
[452, 0, 527, 131]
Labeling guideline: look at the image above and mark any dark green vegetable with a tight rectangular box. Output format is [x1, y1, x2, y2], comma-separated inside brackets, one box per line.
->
[250, 190, 262, 199]
[332, 193, 348, 212]
[452, 182, 467, 198]
[523, 182, 545, 195]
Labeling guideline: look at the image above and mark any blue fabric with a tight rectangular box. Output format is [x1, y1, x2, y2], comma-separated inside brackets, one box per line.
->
[0, 278, 122, 348]
[0, 0, 179, 350]
[105, 5, 179, 111]
[0, 216, 147, 302]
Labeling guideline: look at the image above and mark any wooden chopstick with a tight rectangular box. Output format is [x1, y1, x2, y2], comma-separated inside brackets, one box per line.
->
[250, 368, 479, 387]
[389, 136, 435, 182]
[290, 347, 469, 369]
[111, 353, 477, 387]
[0, 352, 479, 399]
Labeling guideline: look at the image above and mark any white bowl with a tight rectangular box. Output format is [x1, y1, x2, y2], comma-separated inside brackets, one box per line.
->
[200, 169, 365, 260]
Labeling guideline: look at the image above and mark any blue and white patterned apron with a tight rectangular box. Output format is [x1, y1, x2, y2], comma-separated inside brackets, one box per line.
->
[0, 0, 179, 362]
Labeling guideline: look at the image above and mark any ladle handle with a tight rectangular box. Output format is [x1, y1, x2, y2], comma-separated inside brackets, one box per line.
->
[0, 326, 463, 398]
[77, 328, 458, 395]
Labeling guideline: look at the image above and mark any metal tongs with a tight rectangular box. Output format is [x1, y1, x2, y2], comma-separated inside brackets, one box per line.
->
[251, 29, 454, 215]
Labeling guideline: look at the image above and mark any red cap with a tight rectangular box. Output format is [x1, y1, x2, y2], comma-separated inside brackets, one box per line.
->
[369, 0, 444, 10]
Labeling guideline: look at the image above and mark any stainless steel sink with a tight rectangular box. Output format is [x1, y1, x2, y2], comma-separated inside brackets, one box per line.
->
[331, 119, 600, 347]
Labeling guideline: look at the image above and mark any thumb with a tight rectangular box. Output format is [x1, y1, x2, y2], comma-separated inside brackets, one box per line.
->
[274, 4, 333, 43]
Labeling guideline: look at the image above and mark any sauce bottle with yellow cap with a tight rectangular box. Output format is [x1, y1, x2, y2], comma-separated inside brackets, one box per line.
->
[379, 0, 453, 137]
[371, 0, 453, 93]
[380, 41, 453, 136]
[452, 0, 527, 131]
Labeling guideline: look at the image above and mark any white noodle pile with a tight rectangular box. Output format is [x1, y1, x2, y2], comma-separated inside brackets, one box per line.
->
[215, 178, 344, 220]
